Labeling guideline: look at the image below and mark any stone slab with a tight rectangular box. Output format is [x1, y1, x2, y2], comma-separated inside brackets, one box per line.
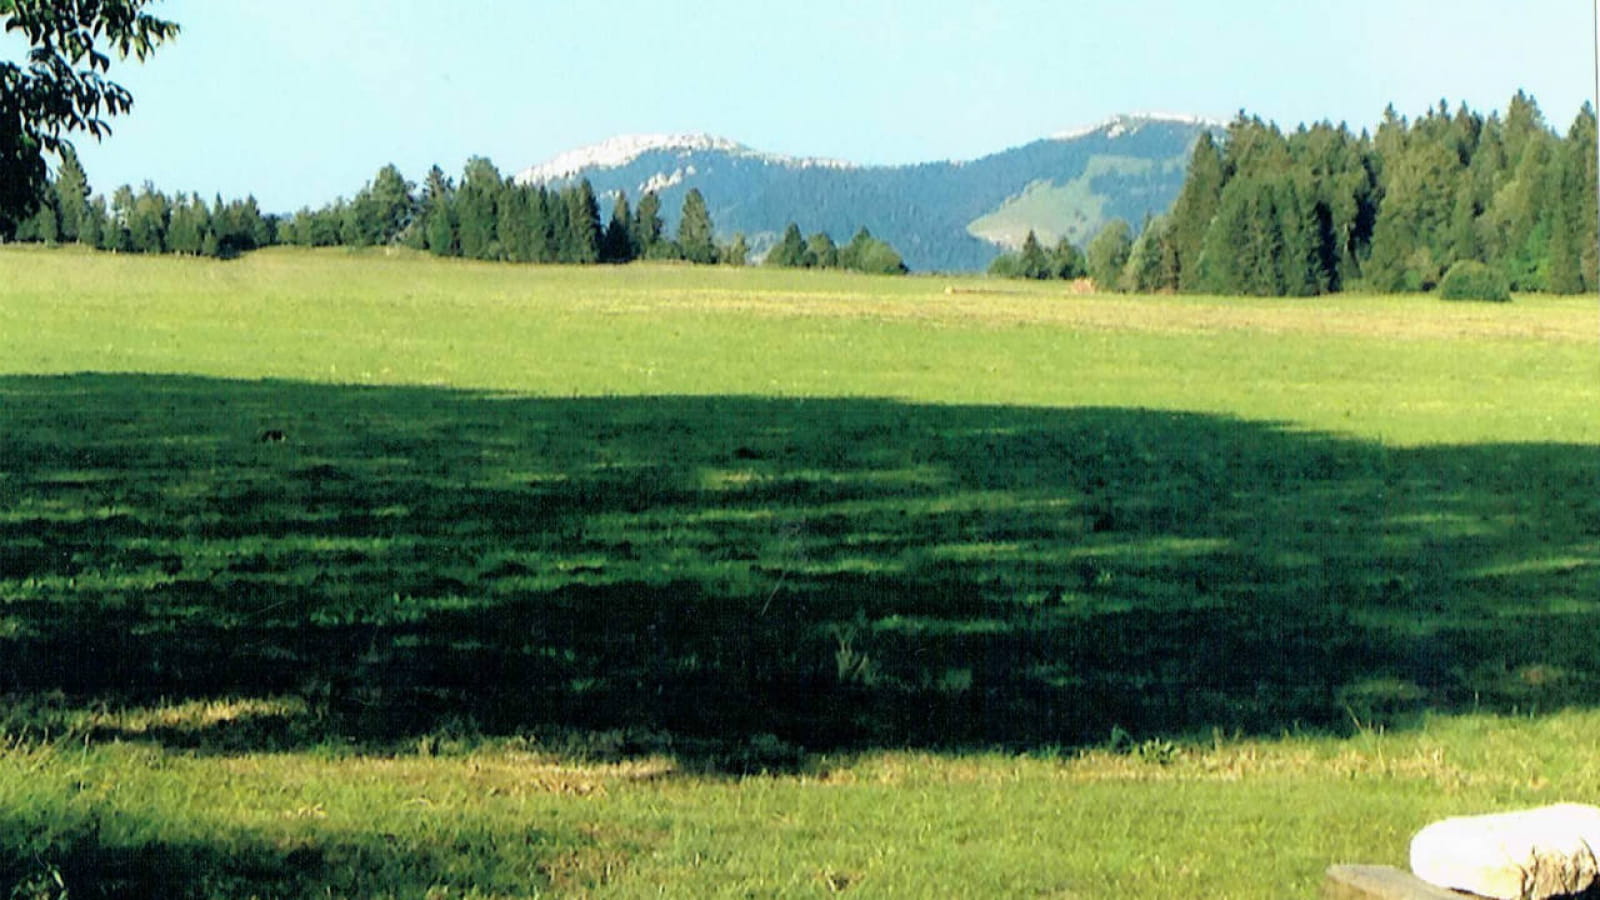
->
[1410, 804, 1600, 899]
[1324, 865, 1470, 899]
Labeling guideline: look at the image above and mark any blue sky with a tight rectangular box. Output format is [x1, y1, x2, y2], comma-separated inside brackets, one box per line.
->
[51, 0, 1599, 213]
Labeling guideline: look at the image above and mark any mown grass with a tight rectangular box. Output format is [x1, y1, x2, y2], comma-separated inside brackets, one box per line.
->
[0, 244, 1598, 896]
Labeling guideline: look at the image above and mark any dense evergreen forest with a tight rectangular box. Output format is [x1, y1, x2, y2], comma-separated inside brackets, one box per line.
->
[9, 153, 908, 273]
[992, 92, 1599, 296]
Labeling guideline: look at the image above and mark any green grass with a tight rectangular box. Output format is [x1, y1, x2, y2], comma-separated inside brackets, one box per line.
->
[1, 244, 1599, 896]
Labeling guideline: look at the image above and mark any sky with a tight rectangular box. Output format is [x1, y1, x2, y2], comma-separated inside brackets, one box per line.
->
[36, 0, 1599, 214]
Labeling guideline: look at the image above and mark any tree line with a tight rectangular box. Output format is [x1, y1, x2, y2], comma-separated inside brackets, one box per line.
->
[992, 92, 1598, 297]
[9, 151, 910, 273]
[283, 158, 743, 265]
[11, 146, 274, 257]
[763, 222, 907, 274]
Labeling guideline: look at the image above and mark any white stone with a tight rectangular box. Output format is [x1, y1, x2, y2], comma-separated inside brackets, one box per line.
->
[1410, 804, 1600, 899]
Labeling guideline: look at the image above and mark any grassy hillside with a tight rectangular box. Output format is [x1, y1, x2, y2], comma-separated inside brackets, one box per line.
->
[1, 245, 1598, 897]
[965, 155, 1167, 249]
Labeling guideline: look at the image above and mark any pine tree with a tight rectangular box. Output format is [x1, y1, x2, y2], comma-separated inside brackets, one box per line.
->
[108, 185, 136, 252]
[601, 192, 634, 263]
[676, 188, 718, 264]
[534, 188, 561, 262]
[632, 191, 664, 258]
[369, 164, 414, 245]
[419, 166, 457, 256]
[562, 180, 602, 264]
[1564, 103, 1598, 290]
[21, 198, 59, 243]
[1123, 215, 1176, 293]
[1484, 133, 1556, 289]
[341, 193, 378, 247]
[839, 227, 907, 274]
[1546, 178, 1583, 294]
[497, 182, 535, 262]
[1501, 90, 1547, 176]
[1086, 220, 1133, 291]
[1051, 238, 1085, 279]
[1272, 175, 1323, 296]
[1018, 230, 1050, 279]
[166, 193, 204, 255]
[52, 145, 90, 243]
[807, 231, 839, 268]
[1545, 108, 1593, 294]
[456, 157, 501, 260]
[1367, 140, 1462, 291]
[78, 194, 106, 249]
[1169, 131, 1226, 291]
[723, 233, 748, 266]
[767, 223, 809, 267]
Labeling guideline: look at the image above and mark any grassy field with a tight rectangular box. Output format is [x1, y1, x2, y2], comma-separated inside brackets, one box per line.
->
[1, 244, 1598, 896]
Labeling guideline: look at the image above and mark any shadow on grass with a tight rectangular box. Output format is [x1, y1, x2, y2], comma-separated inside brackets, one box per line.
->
[1, 373, 1598, 761]
[0, 808, 589, 899]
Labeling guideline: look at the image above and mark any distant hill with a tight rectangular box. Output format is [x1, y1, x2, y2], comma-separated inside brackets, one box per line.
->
[515, 115, 1222, 272]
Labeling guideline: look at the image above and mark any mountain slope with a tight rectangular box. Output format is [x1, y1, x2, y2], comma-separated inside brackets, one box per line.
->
[515, 115, 1219, 272]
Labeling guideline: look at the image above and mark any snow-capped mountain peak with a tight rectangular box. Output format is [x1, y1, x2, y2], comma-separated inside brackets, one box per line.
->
[515, 133, 856, 185]
[1050, 112, 1225, 142]
[516, 133, 742, 184]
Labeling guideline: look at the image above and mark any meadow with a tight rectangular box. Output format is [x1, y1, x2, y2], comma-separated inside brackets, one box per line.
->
[0, 244, 1598, 897]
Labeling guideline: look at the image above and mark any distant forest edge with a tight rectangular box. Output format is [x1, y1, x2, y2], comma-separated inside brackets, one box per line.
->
[6, 153, 909, 275]
[7, 92, 1596, 295]
[991, 92, 1600, 296]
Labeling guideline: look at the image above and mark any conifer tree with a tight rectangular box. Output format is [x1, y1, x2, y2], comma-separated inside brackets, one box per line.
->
[1272, 175, 1323, 296]
[1051, 238, 1086, 280]
[1169, 132, 1225, 291]
[52, 145, 91, 243]
[676, 188, 718, 264]
[723, 233, 749, 266]
[1483, 133, 1555, 289]
[108, 185, 136, 252]
[562, 180, 602, 264]
[1501, 90, 1547, 176]
[166, 193, 204, 255]
[1017, 230, 1050, 279]
[601, 191, 634, 263]
[632, 191, 664, 258]
[1124, 215, 1177, 293]
[767, 223, 809, 267]
[79, 194, 106, 248]
[1086, 219, 1133, 290]
[419, 165, 457, 256]
[369, 164, 414, 245]
[341, 192, 378, 247]
[17, 196, 59, 243]
[1571, 104, 1599, 289]
[1546, 177, 1583, 294]
[1544, 107, 1594, 294]
[807, 231, 839, 269]
[839, 227, 907, 274]
[534, 188, 561, 262]
[497, 182, 535, 262]
[1366, 141, 1461, 291]
[456, 157, 501, 260]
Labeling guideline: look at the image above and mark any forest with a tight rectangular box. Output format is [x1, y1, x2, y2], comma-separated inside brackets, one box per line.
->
[7, 152, 908, 274]
[991, 92, 1599, 297]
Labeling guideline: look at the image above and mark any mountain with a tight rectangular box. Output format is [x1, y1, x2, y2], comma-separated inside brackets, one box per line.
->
[515, 114, 1222, 272]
